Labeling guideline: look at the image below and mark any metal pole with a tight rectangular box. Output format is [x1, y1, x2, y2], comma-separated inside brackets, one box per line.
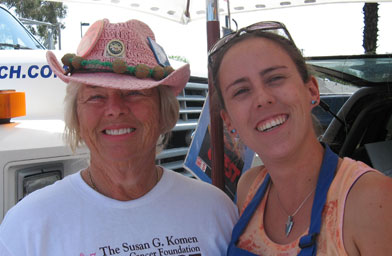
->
[48, 29, 54, 50]
[226, 0, 231, 30]
[80, 22, 90, 38]
[58, 24, 61, 50]
[206, 0, 225, 190]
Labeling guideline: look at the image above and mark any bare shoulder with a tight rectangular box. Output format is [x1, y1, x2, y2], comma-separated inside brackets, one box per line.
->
[236, 165, 263, 212]
[344, 171, 392, 255]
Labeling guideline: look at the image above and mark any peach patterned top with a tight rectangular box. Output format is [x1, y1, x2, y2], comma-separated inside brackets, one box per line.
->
[237, 157, 378, 255]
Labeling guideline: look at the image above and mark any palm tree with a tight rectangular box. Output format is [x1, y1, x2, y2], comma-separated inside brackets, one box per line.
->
[363, 3, 379, 55]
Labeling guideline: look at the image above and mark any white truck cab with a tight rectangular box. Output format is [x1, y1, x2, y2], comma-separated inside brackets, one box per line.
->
[0, 5, 89, 221]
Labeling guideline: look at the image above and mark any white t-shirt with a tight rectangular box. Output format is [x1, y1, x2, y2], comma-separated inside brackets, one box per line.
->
[0, 168, 238, 256]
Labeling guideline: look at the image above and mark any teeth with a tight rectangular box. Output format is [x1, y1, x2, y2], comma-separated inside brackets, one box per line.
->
[257, 115, 287, 132]
[105, 128, 135, 135]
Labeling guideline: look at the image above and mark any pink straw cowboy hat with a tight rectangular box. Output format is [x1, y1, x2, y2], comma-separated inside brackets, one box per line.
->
[46, 19, 190, 96]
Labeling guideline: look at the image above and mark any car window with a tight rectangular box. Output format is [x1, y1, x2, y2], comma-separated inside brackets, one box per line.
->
[0, 7, 44, 50]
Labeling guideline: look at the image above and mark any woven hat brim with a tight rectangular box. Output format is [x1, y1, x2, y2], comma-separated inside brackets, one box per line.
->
[46, 51, 190, 96]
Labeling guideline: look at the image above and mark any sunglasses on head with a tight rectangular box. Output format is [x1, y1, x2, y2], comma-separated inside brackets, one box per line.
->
[208, 21, 295, 63]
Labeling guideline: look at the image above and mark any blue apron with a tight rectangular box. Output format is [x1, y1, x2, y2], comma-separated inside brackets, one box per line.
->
[227, 145, 338, 256]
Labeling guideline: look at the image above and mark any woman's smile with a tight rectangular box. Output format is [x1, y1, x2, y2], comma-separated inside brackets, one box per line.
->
[104, 128, 136, 136]
[102, 125, 137, 136]
[255, 114, 289, 133]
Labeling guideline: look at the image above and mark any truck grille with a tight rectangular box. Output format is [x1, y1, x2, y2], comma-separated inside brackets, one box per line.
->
[156, 76, 208, 174]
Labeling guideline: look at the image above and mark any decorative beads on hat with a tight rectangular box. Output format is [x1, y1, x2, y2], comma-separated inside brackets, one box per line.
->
[60, 53, 174, 80]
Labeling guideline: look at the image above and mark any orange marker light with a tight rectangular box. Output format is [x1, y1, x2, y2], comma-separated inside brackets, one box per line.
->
[0, 90, 26, 121]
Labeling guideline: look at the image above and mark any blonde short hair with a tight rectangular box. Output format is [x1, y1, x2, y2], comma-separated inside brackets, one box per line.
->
[64, 82, 179, 154]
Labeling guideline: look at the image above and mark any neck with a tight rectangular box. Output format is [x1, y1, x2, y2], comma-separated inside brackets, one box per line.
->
[86, 153, 160, 201]
[262, 138, 324, 206]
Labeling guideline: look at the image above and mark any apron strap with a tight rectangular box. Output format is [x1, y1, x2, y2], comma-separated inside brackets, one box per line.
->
[298, 145, 338, 256]
[227, 174, 270, 256]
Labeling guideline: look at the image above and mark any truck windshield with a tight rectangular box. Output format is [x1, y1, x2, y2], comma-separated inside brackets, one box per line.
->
[0, 6, 44, 50]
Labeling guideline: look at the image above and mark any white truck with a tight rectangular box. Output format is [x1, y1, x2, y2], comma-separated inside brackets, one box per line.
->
[0, 5, 90, 221]
[0, 5, 208, 221]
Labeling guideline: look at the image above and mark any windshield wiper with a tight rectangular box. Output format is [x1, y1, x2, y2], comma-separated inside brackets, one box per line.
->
[319, 99, 349, 134]
[0, 43, 32, 49]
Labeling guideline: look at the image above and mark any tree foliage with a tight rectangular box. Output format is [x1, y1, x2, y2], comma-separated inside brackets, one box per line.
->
[0, 0, 67, 49]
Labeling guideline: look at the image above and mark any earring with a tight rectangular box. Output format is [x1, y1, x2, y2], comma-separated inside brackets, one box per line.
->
[311, 100, 317, 105]
[230, 129, 236, 134]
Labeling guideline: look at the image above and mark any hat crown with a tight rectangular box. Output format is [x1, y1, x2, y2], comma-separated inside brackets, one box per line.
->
[78, 19, 158, 67]
[46, 18, 190, 96]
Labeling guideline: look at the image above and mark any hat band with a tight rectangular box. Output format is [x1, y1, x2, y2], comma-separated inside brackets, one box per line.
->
[61, 54, 174, 81]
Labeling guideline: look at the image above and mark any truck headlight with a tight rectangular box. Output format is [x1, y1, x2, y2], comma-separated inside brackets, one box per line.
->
[17, 164, 63, 201]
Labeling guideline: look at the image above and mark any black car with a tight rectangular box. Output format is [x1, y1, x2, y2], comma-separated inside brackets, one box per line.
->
[308, 54, 392, 176]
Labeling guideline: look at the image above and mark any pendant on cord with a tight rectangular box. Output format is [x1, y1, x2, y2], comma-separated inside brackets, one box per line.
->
[285, 215, 294, 236]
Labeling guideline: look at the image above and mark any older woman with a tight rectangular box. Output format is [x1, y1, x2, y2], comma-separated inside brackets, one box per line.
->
[208, 21, 392, 255]
[0, 19, 238, 255]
